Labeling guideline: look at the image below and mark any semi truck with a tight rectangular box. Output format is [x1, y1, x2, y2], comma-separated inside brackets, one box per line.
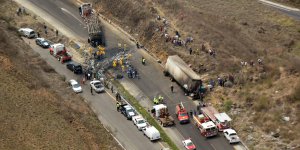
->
[193, 114, 218, 137]
[164, 55, 202, 99]
[79, 3, 105, 47]
[175, 102, 189, 124]
[201, 106, 232, 131]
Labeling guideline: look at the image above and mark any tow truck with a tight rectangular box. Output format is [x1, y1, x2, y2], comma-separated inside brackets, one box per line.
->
[201, 106, 232, 131]
[49, 43, 72, 63]
[175, 102, 189, 124]
[152, 104, 175, 127]
[193, 114, 218, 137]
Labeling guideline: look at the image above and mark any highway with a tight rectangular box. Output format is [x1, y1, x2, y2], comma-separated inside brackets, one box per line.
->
[16, 1, 165, 150]
[259, 0, 300, 20]
[16, 0, 242, 150]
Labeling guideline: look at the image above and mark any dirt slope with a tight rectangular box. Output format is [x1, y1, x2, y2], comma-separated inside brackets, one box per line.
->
[0, 1, 121, 149]
[93, 0, 300, 149]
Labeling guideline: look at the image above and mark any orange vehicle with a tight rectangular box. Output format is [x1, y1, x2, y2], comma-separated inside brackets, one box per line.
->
[193, 114, 218, 137]
[175, 102, 189, 124]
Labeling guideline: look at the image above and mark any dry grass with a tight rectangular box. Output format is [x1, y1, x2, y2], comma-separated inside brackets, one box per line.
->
[0, 1, 121, 149]
[94, 0, 300, 149]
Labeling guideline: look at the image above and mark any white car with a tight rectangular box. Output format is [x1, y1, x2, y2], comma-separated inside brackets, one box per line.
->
[182, 139, 196, 150]
[132, 115, 147, 130]
[223, 129, 240, 144]
[18, 28, 36, 38]
[90, 80, 105, 93]
[69, 79, 82, 93]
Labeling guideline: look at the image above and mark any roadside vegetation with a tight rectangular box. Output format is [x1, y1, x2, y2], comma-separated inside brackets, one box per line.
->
[93, 0, 300, 149]
[111, 80, 179, 150]
[0, 0, 121, 149]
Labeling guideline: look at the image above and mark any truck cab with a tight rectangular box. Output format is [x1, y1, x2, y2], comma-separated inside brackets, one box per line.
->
[79, 3, 92, 17]
[200, 121, 218, 137]
[49, 43, 66, 56]
[176, 103, 189, 124]
[214, 113, 232, 131]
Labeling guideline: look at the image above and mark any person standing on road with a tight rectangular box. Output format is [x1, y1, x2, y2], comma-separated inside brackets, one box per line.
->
[111, 86, 114, 93]
[170, 85, 174, 93]
[90, 87, 93, 95]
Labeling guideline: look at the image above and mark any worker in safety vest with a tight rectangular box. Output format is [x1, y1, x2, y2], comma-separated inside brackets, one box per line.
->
[158, 95, 164, 103]
[153, 97, 159, 105]
[113, 60, 117, 67]
[142, 57, 146, 65]
[116, 101, 121, 111]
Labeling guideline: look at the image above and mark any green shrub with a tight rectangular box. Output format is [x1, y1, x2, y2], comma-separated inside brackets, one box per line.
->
[224, 100, 233, 112]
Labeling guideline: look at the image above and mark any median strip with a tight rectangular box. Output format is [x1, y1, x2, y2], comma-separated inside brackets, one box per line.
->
[110, 80, 179, 150]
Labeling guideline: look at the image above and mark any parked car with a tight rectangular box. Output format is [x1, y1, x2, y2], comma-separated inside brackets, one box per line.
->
[66, 62, 82, 74]
[182, 139, 196, 150]
[132, 115, 147, 130]
[142, 125, 160, 141]
[69, 79, 82, 93]
[90, 80, 105, 93]
[120, 104, 136, 120]
[35, 38, 50, 48]
[18, 28, 36, 38]
[223, 129, 240, 144]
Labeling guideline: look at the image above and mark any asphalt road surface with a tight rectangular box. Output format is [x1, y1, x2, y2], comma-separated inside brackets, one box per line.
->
[17, 0, 240, 149]
[259, 0, 300, 20]
[22, 38, 164, 150]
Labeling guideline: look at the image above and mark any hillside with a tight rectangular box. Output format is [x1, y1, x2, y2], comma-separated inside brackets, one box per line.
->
[0, 0, 121, 149]
[94, 0, 300, 149]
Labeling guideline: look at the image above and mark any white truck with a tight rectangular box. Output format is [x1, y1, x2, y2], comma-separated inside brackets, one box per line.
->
[164, 55, 203, 99]
[132, 115, 147, 130]
[142, 125, 160, 141]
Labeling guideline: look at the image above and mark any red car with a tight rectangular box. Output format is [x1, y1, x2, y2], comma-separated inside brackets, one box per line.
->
[182, 139, 196, 150]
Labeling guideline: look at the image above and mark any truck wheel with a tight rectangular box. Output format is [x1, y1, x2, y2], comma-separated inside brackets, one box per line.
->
[163, 71, 169, 76]
[170, 77, 175, 82]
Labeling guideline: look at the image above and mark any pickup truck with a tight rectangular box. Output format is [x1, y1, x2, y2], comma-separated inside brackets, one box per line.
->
[120, 104, 136, 120]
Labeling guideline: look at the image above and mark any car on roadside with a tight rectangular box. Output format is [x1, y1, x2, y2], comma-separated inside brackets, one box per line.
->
[69, 79, 82, 93]
[223, 129, 240, 144]
[132, 115, 147, 130]
[182, 139, 196, 150]
[90, 80, 105, 93]
[18, 28, 36, 38]
[120, 104, 136, 120]
[35, 38, 50, 48]
[66, 62, 83, 74]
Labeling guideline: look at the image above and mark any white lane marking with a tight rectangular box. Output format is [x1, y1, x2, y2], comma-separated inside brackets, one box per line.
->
[105, 90, 166, 149]
[259, 0, 300, 12]
[60, 7, 83, 24]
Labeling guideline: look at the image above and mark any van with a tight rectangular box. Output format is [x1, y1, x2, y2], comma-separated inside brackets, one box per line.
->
[142, 125, 160, 141]
[18, 28, 36, 38]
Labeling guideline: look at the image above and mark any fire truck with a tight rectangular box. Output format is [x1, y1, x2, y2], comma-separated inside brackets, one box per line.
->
[79, 3, 105, 47]
[193, 114, 218, 137]
[49, 43, 72, 63]
[201, 106, 232, 131]
[175, 102, 189, 124]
